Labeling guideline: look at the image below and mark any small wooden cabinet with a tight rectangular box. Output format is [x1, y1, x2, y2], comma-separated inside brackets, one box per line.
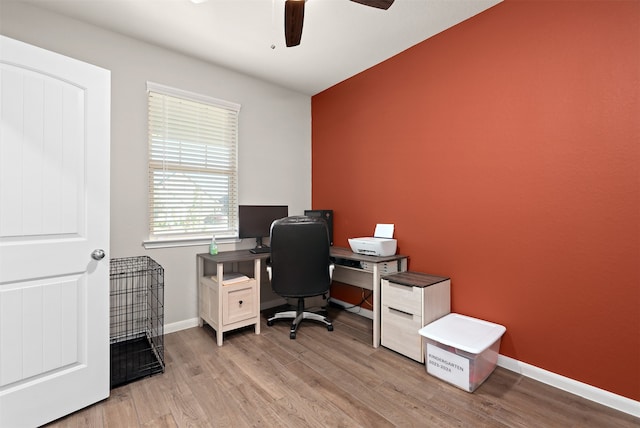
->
[381, 272, 450, 362]
[197, 252, 267, 346]
[199, 276, 258, 345]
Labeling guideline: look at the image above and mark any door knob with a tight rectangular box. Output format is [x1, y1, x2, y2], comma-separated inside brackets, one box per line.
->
[91, 249, 106, 261]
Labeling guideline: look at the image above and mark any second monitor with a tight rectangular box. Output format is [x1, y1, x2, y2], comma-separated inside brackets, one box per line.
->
[304, 209, 333, 245]
[239, 205, 288, 253]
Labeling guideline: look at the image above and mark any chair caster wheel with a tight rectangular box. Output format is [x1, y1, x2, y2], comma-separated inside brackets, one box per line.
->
[327, 325, 334, 332]
[267, 320, 274, 326]
[290, 332, 296, 339]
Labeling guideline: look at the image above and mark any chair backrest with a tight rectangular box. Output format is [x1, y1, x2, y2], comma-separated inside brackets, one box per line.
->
[269, 216, 332, 298]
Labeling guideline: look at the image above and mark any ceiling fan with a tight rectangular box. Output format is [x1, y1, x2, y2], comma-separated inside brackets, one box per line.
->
[284, 0, 395, 47]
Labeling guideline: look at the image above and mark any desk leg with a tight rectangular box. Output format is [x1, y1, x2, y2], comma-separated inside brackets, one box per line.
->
[216, 262, 224, 346]
[254, 258, 261, 335]
[197, 256, 204, 327]
[372, 264, 380, 348]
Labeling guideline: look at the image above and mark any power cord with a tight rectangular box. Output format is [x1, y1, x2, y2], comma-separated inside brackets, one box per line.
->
[328, 290, 373, 312]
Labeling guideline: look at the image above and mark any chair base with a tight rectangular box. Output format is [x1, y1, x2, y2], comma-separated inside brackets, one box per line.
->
[267, 299, 333, 339]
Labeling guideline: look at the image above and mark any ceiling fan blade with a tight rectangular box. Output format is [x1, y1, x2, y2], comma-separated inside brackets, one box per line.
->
[285, 0, 305, 47]
[349, 0, 394, 10]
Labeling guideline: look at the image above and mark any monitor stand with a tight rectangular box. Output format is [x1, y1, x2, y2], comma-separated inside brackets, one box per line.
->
[249, 237, 270, 254]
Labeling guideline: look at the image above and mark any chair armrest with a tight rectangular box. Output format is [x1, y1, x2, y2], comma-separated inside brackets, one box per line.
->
[266, 257, 272, 280]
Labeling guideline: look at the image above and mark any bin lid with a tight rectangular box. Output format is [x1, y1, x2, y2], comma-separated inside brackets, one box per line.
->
[419, 313, 506, 354]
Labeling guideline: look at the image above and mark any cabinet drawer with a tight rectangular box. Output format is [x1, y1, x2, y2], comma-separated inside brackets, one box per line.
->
[222, 280, 257, 325]
[382, 279, 422, 315]
[381, 305, 424, 362]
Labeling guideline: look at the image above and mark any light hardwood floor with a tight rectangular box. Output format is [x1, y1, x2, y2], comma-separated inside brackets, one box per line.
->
[47, 307, 638, 427]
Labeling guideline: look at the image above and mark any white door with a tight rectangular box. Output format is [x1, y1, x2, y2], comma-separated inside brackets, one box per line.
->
[0, 36, 110, 427]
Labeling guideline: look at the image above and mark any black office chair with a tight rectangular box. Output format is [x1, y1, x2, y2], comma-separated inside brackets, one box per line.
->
[266, 216, 334, 339]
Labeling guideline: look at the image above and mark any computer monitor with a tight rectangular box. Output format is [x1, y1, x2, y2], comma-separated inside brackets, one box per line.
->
[239, 205, 288, 251]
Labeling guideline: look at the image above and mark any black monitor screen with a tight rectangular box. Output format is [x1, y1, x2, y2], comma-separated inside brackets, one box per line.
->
[239, 205, 288, 243]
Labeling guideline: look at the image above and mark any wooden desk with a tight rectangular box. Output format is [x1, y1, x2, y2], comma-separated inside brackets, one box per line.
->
[330, 247, 408, 348]
[197, 247, 408, 348]
[196, 251, 269, 346]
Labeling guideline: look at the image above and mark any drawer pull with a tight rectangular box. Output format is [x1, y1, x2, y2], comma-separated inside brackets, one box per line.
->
[389, 307, 413, 319]
[388, 282, 409, 290]
[239, 300, 243, 305]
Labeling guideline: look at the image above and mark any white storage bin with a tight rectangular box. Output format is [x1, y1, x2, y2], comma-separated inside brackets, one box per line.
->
[418, 313, 506, 392]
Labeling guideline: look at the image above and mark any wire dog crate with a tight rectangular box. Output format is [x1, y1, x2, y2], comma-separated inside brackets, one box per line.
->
[110, 256, 165, 388]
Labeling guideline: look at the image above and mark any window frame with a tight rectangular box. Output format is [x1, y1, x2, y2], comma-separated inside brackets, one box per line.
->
[144, 82, 240, 248]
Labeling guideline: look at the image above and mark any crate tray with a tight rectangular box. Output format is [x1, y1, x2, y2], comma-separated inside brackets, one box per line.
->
[110, 337, 164, 388]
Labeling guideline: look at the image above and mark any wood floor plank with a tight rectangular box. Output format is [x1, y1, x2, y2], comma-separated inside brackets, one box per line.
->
[227, 331, 347, 427]
[284, 357, 395, 428]
[44, 307, 639, 428]
[46, 401, 104, 428]
[129, 371, 174, 424]
[140, 413, 178, 428]
[227, 333, 301, 402]
[102, 385, 139, 427]
[277, 339, 434, 426]
[161, 386, 209, 428]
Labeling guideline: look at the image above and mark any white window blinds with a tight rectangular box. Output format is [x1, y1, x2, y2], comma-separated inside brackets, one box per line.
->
[147, 82, 240, 240]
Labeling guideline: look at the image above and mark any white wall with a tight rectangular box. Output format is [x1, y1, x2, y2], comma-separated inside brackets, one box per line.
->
[1, 1, 312, 327]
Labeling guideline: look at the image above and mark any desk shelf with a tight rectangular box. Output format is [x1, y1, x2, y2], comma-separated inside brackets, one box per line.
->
[329, 247, 408, 348]
[332, 266, 373, 290]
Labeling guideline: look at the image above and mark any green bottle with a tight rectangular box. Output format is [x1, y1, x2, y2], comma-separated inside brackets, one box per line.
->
[209, 235, 218, 255]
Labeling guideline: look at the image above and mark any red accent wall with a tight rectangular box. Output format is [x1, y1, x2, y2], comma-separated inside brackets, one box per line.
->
[312, 0, 639, 401]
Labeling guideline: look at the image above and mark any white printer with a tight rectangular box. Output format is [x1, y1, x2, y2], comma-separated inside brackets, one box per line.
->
[348, 224, 397, 257]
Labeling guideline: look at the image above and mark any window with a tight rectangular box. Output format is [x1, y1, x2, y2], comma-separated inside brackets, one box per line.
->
[147, 82, 240, 243]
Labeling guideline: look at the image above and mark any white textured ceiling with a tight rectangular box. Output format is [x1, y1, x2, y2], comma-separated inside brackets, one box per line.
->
[17, 0, 501, 95]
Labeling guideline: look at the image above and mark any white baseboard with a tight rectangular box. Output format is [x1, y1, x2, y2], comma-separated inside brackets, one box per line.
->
[164, 317, 199, 334]
[329, 297, 374, 320]
[497, 355, 639, 418]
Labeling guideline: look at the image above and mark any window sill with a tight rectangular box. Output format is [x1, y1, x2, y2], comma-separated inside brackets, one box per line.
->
[142, 237, 240, 250]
